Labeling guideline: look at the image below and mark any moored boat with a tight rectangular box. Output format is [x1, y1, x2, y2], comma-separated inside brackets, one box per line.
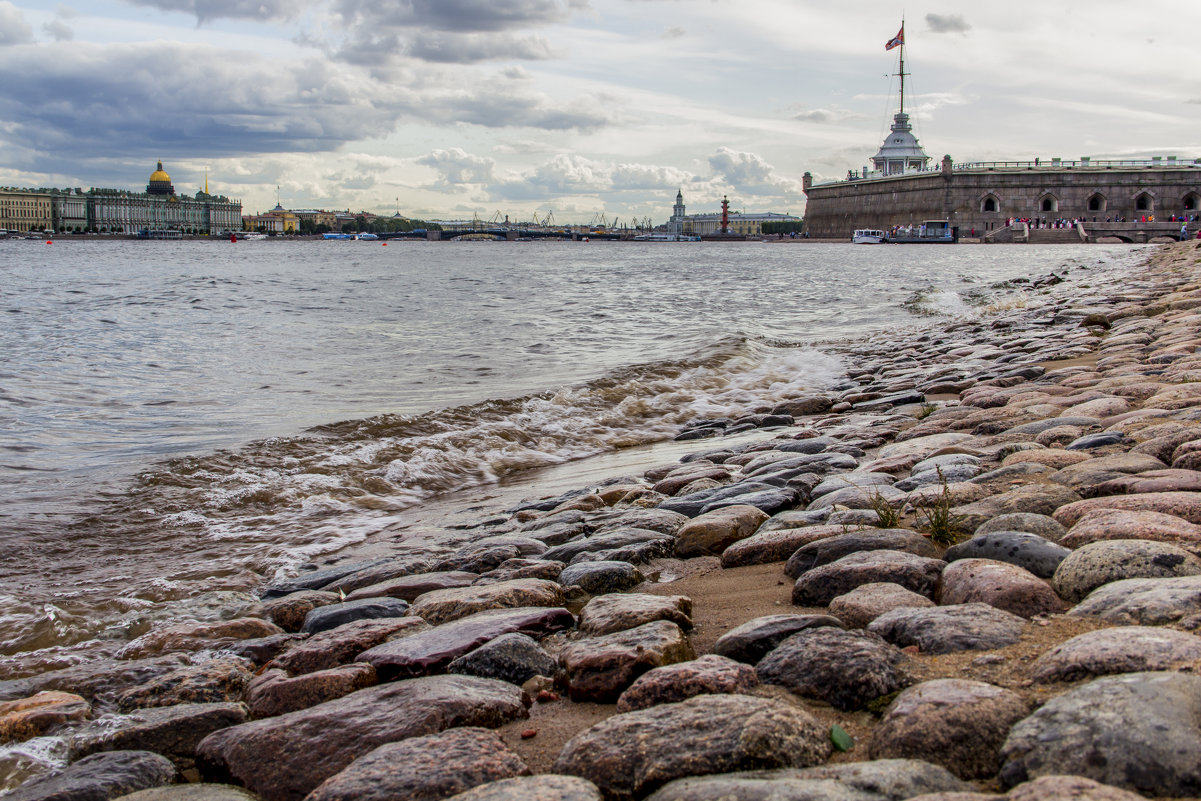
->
[888, 220, 958, 244]
[852, 229, 887, 244]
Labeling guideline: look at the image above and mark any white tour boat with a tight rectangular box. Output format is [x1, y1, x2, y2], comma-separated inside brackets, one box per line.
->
[852, 229, 887, 244]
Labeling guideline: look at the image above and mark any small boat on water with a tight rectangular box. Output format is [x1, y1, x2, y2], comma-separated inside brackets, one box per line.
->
[323, 232, 379, 240]
[633, 233, 701, 242]
[852, 229, 887, 244]
[888, 220, 958, 244]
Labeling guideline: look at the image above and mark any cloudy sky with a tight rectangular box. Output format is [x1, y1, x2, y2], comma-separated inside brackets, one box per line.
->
[1, 1, 1197, 223]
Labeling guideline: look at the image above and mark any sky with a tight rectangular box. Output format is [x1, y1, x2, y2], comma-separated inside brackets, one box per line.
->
[0, 1, 1198, 224]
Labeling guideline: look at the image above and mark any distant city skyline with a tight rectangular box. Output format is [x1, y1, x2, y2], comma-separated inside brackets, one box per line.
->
[1, 0, 1197, 223]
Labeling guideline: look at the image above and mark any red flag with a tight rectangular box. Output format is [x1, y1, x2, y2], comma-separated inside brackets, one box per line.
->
[885, 26, 904, 50]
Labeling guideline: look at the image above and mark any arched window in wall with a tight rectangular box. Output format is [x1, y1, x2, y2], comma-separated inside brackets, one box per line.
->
[981, 195, 999, 213]
[1135, 192, 1153, 211]
[1087, 193, 1106, 213]
[1039, 194, 1058, 213]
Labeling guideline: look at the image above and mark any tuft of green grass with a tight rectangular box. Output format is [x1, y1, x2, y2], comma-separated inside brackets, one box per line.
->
[914, 467, 967, 547]
[916, 401, 938, 420]
[866, 490, 903, 529]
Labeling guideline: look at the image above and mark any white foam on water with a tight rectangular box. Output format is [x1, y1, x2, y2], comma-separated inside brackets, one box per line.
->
[0, 736, 69, 793]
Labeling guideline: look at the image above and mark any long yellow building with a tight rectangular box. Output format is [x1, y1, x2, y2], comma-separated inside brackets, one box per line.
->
[0, 162, 241, 234]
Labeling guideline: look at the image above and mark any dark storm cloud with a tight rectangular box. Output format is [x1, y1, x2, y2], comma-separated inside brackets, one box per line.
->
[0, 40, 610, 174]
[926, 13, 971, 34]
[123, 0, 315, 23]
[335, 28, 556, 65]
[332, 0, 570, 33]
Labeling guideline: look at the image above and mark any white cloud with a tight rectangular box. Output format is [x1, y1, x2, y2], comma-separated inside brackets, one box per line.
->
[0, 2, 32, 45]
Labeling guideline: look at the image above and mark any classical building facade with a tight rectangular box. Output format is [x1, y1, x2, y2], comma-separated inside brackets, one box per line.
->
[1, 162, 241, 234]
[0, 190, 52, 232]
[665, 189, 800, 236]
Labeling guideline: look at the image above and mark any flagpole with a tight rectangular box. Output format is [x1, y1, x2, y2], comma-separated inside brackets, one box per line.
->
[898, 20, 905, 116]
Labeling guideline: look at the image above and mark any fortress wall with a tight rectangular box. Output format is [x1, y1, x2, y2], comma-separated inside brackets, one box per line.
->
[803, 167, 1201, 238]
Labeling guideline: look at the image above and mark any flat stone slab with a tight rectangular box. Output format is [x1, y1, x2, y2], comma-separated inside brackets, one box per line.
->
[4, 750, 176, 801]
[558, 561, 643, 595]
[941, 559, 1067, 618]
[974, 512, 1067, 542]
[0, 655, 190, 704]
[552, 694, 831, 801]
[475, 558, 565, 584]
[441, 775, 603, 801]
[407, 579, 565, 626]
[69, 702, 249, 769]
[1070, 575, 1201, 624]
[118, 619, 284, 660]
[1053, 491, 1201, 528]
[114, 784, 261, 801]
[541, 529, 674, 564]
[244, 664, 376, 718]
[260, 591, 341, 632]
[1030, 626, 1201, 683]
[792, 550, 946, 607]
[954, 485, 1083, 533]
[719, 525, 844, 568]
[616, 654, 759, 713]
[578, 594, 693, 637]
[868, 679, 1030, 780]
[755, 627, 909, 711]
[0, 691, 90, 743]
[643, 759, 969, 801]
[301, 598, 410, 635]
[269, 617, 429, 676]
[1053, 539, 1201, 602]
[559, 620, 695, 702]
[828, 583, 935, 629]
[196, 674, 528, 801]
[345, 571, 478, 602]
[1085, 468, 1201, 498]
[785, 529, 941, 578]
[447, 633, 559, 686]
[356, 607, 575, 680]
[675, 505, 770, 558]
[999, 671, 1201, 796]
[944, 531, 1071, 578]
[1061, 508, 1201, 549]
[868, 603, 1026, 655]
[1049, 452, 1168, 494]
[713, 614, 845, 664]
[304, 727, 529, 801]
[115, 658, 253, 712]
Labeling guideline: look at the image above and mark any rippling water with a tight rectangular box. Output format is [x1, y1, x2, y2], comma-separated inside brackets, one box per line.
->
[0, 238, 1141, 675]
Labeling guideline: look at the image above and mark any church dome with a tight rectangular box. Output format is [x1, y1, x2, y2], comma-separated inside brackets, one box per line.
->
[147, 161, 176, 195]
[150, 162, 170, 183]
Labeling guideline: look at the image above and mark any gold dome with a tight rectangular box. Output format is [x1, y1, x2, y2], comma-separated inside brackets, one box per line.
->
[149, 160, 171, 183]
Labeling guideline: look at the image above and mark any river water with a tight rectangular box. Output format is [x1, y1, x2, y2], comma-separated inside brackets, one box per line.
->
[0, 238, 1143, 677]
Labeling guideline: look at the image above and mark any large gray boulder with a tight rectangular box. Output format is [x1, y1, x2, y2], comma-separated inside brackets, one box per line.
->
[643, 759, 969, 801]
[1052, 540, 1201, 603]
[868, 604, 1026, 655]
[552, 694, 831, 801]
[755, 628, 909, 711]
[303, 727, 529, 801]
[999, 671, 1201, 796]
[868, 679, 1029, 779]
[4, 751, 175, 801]
[195, 675, 528, 801]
